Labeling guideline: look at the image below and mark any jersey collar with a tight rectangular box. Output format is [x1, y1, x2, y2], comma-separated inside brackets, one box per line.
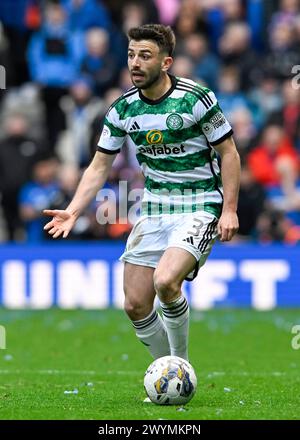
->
[138, 74, 177, 105]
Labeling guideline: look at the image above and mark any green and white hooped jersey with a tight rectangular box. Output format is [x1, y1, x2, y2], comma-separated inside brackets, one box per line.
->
[97, 75, 233, 218]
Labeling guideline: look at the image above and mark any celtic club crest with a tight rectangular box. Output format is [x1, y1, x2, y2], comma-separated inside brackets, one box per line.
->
[166, 113, 183, 130]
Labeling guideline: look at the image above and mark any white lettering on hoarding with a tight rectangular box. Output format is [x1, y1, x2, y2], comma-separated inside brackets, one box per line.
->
[0, 258, 292, 309]
[190, 260, 237, 310]
[3, 260, 53, 308]
[57, 261, 109, 309]
[112, 261, 125, 309]
[240, 260, 290, 310]
[3, 261, 27, 308]
[30, 261, 53, 308]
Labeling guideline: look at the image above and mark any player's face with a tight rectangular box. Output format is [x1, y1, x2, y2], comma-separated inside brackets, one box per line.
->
[128, 40, 170, 89]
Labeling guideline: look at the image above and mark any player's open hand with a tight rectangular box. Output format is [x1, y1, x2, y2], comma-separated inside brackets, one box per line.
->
[43, 209, 76, 239]
[217, 211, 239, 242]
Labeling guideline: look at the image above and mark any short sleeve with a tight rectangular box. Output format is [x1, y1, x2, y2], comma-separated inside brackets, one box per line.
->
[195, 89, 233, 146]
[97, 108, 127, 155]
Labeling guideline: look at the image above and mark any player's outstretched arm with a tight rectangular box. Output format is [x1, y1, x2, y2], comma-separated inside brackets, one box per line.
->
[213, 136, 240, 242]
[43, 151, 117, 239]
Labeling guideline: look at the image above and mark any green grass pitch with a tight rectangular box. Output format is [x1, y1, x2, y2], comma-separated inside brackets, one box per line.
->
[0, 308, 300, 420]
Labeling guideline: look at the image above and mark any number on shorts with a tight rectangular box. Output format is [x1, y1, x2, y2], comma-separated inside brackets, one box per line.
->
[187, 218, 203, 237]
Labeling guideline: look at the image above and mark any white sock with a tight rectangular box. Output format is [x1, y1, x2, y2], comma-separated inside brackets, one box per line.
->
[160, 296, 189, 361]
[132, 310, 170, 359]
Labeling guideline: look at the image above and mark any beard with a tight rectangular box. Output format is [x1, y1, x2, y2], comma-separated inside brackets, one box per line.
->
[131, 69, 162, 90]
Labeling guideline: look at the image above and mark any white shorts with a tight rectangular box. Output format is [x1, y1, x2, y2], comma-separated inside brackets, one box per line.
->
[120, 211, 219, 281]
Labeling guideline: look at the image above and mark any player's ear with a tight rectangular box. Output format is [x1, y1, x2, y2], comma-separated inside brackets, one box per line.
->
[162, 56, 173, 72]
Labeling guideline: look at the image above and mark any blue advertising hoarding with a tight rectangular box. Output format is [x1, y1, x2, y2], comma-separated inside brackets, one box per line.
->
[0, 243, 299, 309]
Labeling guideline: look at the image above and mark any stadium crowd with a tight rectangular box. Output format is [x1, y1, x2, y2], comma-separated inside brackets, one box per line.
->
[0, 0, 299, 243]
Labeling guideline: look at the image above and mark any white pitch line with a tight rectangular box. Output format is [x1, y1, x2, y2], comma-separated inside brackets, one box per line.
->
[0, 369, 291, 377]
[206, 371, 288, 377]
[0, 369, 142, 375]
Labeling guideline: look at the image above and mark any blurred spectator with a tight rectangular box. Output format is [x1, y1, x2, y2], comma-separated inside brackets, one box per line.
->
[19, 151, 61, 242]
[218, 22, 261, 90]
[171, 55, 195, 80]
[121, 2, 147, 34]
[284, 221, 300, 243]
[265, 13, 300, 79]
[62, 0, 111, 31]
[221, 0, 245, 21]
[270, 0, 300, 25]
[248, 72, 283, 126]
[55, 165, 81, 209]
[246, 0, 264, 51]
[0, 82, 46, 141]
[266, 178, 300, 226]
[0, 113, 47, 240]
[120, 0, 159, 34]
[57, 76, 104, 168]
[295, 13, 300, 41]
[268, 79, 300, 148]
[204, 0, 245, 51]
[0, 0, 40, 86]
[202, 0, 263, 52]
[80, 28, 118, 96]
[174, 1, 208, 47]
[247, 124, 299, 190]
[182, 33, 220, 90]
[256, 208, 291, 242]
[217, 66, 253, 123]
[0, 23, 13, 94]
[230, 107, 257, 157]
[237, 164, 266, 239]
[27, 1, 84, 147]
[154, 0, 180, 25]
[118, 67, 135, 92]
[103, 0, 158, 27]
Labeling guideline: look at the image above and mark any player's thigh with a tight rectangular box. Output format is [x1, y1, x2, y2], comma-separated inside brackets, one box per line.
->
[123, 262, 156, 310]
[154, 247, 197, 289]
[166, 212, 218, 282]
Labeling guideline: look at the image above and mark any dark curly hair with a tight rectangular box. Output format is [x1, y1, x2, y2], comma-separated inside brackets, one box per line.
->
[128, 24, 176, 56]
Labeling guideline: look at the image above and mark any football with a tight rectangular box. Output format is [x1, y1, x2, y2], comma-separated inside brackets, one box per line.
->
[143, 355, 197, 405]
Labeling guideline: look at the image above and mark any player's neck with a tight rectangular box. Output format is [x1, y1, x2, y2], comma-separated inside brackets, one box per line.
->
[141, 73, 172, 101]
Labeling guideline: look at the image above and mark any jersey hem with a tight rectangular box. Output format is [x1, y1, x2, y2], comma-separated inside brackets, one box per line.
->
[119, 256, 157, 269]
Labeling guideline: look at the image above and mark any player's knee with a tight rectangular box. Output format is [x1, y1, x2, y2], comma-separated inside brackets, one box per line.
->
[124, 296, 150, 321]
[153, 273, 180, 301]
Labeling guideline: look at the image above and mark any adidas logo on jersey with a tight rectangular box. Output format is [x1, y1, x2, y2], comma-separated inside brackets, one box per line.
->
[129, 121, 140, 131]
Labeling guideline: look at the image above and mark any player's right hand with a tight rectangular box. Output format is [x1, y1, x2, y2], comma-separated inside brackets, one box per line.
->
[43, 209, 76, 239]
